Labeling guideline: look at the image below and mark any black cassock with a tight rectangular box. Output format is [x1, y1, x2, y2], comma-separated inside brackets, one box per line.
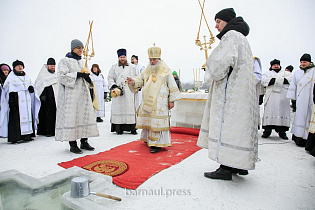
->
[37, 85, 56, 136]
[8, 92, 35, 143]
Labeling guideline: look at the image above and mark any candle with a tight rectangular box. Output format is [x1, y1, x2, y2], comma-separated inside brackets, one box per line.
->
[193, 68, 195, 81]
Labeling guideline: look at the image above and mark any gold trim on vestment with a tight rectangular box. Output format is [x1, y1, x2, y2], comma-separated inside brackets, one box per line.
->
[136, 125, 170, 132]
[140, 138, 171, 147]
[137, 114, 169, 119]
[180, 98, 207, 101]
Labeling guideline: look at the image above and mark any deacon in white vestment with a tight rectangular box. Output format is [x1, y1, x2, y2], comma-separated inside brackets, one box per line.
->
[91, 64, 109, 122]
[55, 39, 99, 154]
[131, 55, 145, 110]
[0, 60, 40, 143]
[261, 59, 291, 139]
[108, 49, 139, 135]
[197, 8, 258, 180]
[34, 58, 58, 137]
[287, 53, 315, 146]
[127, 45, 181, 153]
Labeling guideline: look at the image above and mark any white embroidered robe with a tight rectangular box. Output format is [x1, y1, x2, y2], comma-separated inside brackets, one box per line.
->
[197, 30, 258, 170]
[91, 73, 109, 118]
[108, 64, 139, 124]
[261, 69, 291, 127]
[0, 72, 41, 137]
[128, 61, 181, 146]
[55, 57, 99, 141]
[287, 67, 315, 139]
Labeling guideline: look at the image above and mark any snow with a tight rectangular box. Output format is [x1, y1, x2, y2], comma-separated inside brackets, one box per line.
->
[0, 102, 314, 209]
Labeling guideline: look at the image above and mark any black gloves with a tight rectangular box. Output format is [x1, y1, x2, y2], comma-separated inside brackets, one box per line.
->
[104, 92, 108, 99]
[110, 84, 118, 90]
[77, 72, 92, 84]
[268, 78, 276, 86]
[259, 95, 264, 105]
[28, 86, 34, 93]
[268, 78, 289, 86]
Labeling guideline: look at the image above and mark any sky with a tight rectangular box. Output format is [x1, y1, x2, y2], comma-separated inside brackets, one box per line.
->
[1, 0, 315, 83]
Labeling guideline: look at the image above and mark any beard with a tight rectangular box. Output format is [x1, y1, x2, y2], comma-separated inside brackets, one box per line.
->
[147, 60, 161, 73]
[119, 60, 127, 66]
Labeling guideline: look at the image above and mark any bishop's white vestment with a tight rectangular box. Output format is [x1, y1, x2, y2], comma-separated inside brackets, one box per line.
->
[129, 60, 181, 147]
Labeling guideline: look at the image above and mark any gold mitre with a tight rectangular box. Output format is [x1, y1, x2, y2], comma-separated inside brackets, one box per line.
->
[148, 44, 161, 59]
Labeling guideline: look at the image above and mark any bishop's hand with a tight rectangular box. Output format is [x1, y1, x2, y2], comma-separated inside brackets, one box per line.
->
[126, 77, 134, 85]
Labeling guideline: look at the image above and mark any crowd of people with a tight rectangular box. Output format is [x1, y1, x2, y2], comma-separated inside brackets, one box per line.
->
[0, 8, 314, 182]
[0, 39, 181, 155]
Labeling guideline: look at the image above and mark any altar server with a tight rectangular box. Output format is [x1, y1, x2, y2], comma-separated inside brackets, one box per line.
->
[197, 8, 258, 180]
[287, 53, 315, 146]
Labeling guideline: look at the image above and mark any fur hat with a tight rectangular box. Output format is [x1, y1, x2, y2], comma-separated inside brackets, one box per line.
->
[12, 60, 24, 69]
[270, 59, 280, 67]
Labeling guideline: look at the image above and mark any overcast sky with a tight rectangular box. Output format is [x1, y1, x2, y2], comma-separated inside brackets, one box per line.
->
[1, 0, 315, 82]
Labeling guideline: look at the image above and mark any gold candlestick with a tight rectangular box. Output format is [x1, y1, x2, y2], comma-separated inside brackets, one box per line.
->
[195, 0, 215, 69]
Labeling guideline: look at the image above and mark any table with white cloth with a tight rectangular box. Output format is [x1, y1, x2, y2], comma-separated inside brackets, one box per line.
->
[171, 91, 208, 129]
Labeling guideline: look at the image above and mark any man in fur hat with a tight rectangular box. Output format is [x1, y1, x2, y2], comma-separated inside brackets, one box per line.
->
[261, 59, 291, 139]
[34, 58, 58, 137]
[287, 53, 315, 146]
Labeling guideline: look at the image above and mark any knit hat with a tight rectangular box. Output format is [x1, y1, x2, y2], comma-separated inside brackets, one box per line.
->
[285, 65, 294, 72]
[215, 8, 236, 23]
[117, 49, 127, 57]
[71, 39, 84, 51]
[300, 53, 311, 62]
[12, 60, 24, 69]
[131, 55, 138, 60]
[172, 71, 178, 77]
[47, 58, 56, 65]
[270, 59, 280, 67]
[0, 64, 10, 71]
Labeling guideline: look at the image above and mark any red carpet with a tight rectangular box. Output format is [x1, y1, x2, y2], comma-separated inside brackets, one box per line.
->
[58, 127, 201, 189]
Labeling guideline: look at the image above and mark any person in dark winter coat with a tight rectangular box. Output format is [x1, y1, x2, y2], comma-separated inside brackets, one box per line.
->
[34, 58, 58, 137]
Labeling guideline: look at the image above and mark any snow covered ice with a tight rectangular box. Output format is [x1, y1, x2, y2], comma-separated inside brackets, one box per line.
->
[0, 102, 314, 209]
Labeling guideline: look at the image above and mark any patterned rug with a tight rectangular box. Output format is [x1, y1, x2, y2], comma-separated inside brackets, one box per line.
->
[58, 127, 201, 189]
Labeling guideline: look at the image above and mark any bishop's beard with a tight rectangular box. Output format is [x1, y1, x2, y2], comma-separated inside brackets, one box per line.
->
[147, 60, 161, 73]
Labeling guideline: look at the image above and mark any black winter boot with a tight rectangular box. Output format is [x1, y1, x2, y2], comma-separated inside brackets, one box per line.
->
[279, 132, 289, 140]
[69, 141, 83, 154]
[261, 130, 271, 138]
[204, 165, 232, 180]
[80, 138, 95, 151]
